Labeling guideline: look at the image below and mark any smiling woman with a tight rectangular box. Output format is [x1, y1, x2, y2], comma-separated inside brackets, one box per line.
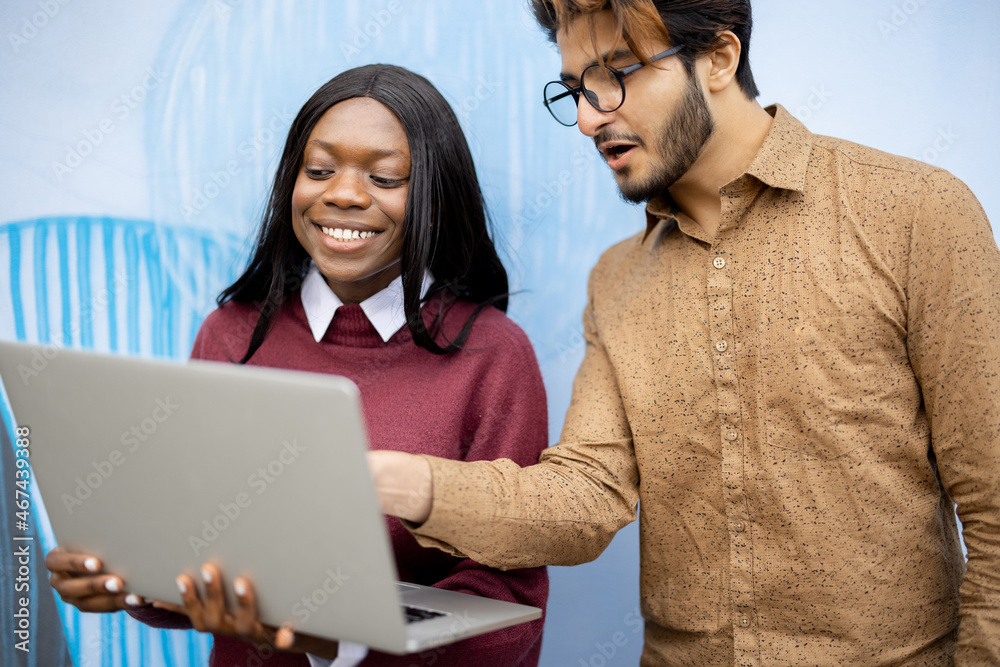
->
[218, 64, 513, 361]
[43, 64, 549, 667]
[291, 97, 410, 305]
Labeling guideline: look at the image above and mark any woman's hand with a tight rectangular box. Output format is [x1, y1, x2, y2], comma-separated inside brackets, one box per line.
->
[153, 563, 270, 642]
[154, 563, 340, 659]
[45, 548, 147, 612]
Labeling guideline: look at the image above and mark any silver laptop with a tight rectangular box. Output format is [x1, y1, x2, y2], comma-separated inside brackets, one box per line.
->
[0, 341, 541, 655]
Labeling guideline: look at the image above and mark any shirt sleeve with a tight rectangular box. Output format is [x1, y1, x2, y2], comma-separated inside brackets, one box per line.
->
[365, 319, 550, 666]
[410, 269, 640, 571]
[905, 169, 1000, 664]
[125, 605, 193, 630]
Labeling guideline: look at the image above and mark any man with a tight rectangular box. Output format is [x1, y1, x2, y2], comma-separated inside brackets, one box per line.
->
[368, 0, 1000, 664]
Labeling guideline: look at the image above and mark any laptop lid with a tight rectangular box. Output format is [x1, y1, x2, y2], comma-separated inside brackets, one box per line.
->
[0, 341, 539, 654]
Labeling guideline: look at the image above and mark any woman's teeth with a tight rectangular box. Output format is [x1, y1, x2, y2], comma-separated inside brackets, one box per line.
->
[321, 228, 377, 240]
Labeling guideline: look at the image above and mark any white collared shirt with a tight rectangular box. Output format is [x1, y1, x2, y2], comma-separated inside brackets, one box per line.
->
[307, 641, 369, 667]
[300, 262, 435, 343]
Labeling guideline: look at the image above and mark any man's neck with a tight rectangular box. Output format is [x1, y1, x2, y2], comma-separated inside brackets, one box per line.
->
[667, 101, 774, 239]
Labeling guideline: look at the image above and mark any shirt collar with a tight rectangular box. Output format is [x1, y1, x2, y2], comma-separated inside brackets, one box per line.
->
[300, 263, 435, 343]
[642, 103, 814, 241]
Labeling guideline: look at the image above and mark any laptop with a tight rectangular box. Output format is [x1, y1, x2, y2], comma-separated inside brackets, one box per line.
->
[0, 341, 541, 655]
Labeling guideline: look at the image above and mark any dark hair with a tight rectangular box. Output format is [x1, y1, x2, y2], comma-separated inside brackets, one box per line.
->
[531, 0, 760, 100]
[218, 64, 509, 361]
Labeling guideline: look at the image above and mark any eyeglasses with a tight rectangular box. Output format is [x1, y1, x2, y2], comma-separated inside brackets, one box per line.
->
[543, 44, 685, 127]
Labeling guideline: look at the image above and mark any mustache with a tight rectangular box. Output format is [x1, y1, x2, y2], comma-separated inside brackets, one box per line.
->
[593, 131, 645, 149]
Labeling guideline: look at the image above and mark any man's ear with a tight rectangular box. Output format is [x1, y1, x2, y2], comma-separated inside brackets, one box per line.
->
[706, 30, 741, 93]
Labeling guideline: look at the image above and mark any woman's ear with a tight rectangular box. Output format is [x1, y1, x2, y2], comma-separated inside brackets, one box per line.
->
[706, 30, 741, 93]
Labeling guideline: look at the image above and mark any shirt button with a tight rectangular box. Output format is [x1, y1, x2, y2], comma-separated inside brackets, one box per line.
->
[734, 521, 745, 532]
[713, 257, 726, 269]
[726, 430, 739, 441]
[739, 615, 751, 628]
[716, 341, 728, 353]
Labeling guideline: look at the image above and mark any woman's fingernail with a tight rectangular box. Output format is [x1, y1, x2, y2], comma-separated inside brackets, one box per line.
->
[105, 578, 120, 593]
[125, 594, 143, 606]
[176, 578, 187, 595]
[233, 579, 247, 597]
[84, 558, 99, 572]
[201, 567, 213, 584]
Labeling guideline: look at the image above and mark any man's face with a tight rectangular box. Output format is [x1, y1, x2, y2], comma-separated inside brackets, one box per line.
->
[556, 12, 714, 202]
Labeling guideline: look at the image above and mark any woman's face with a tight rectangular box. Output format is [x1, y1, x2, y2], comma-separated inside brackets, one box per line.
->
[291, 97, 410, 304]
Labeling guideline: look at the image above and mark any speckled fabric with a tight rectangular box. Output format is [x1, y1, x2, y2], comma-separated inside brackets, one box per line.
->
[409, 105, 1000, 665]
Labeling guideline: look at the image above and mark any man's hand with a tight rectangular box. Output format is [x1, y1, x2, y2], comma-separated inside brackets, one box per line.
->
[367, 450, 433, 523]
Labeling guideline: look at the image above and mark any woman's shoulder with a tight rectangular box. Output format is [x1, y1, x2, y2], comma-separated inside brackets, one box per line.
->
[192, 297, 303, 361]
[437, 299, 536, 356]
[199, 300, 258, 329]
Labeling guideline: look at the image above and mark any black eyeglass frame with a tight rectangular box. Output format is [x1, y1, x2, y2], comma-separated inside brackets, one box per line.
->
[543, 44, 686, 127]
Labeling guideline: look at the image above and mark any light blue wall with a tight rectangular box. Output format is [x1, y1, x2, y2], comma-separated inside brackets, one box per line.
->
[1, 1, 997, 665]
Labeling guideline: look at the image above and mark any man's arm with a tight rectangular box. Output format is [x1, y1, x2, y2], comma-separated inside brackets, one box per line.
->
[906, 169, 1000, 664]
[370, 295, 641, 570]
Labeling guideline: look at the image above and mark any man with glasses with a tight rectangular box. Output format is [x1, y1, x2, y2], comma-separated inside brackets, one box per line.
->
[367, 0, 1000, 663]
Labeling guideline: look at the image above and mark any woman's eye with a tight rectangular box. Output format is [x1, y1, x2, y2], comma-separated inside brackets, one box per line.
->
[371, 175, 406, 187]
[305, 168, 332, 178]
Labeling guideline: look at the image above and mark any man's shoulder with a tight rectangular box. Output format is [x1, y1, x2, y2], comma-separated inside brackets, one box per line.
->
[810, 132, 938, 179]
[808, 133, 979, 219]
[594, 228, 646, 266]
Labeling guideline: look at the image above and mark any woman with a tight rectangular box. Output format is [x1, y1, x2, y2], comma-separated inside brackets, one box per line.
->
[45, 64, 548, 666]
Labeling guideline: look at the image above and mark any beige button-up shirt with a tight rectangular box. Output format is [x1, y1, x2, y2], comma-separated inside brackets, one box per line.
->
[411, 106, 1000, 665]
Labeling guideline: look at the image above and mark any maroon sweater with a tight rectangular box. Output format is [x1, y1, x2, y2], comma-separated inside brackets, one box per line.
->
[130, 293, 548, 666]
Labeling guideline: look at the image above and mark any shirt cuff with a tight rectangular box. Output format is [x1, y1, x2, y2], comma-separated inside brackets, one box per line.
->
[405, 456, 499, 559]
[307, 642, 368, 667]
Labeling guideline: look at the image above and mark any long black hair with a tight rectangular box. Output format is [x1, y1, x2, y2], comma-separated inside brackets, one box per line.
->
[218, 64, 509, 362]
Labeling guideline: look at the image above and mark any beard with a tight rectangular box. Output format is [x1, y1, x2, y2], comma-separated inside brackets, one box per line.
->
[614, 76, 715, 204]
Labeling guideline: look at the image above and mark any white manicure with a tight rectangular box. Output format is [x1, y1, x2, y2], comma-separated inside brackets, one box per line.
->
[234, 579, 247, 597]
[201, 567, 213, 584]
[105, 578, 120, 593]
[125, 594, 142, 606]
[176, 578, 187, 594]
[84, 557, 99, 572]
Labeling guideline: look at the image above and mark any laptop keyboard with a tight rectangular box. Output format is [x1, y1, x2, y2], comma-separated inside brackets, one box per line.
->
[404, 605, 446, 624]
